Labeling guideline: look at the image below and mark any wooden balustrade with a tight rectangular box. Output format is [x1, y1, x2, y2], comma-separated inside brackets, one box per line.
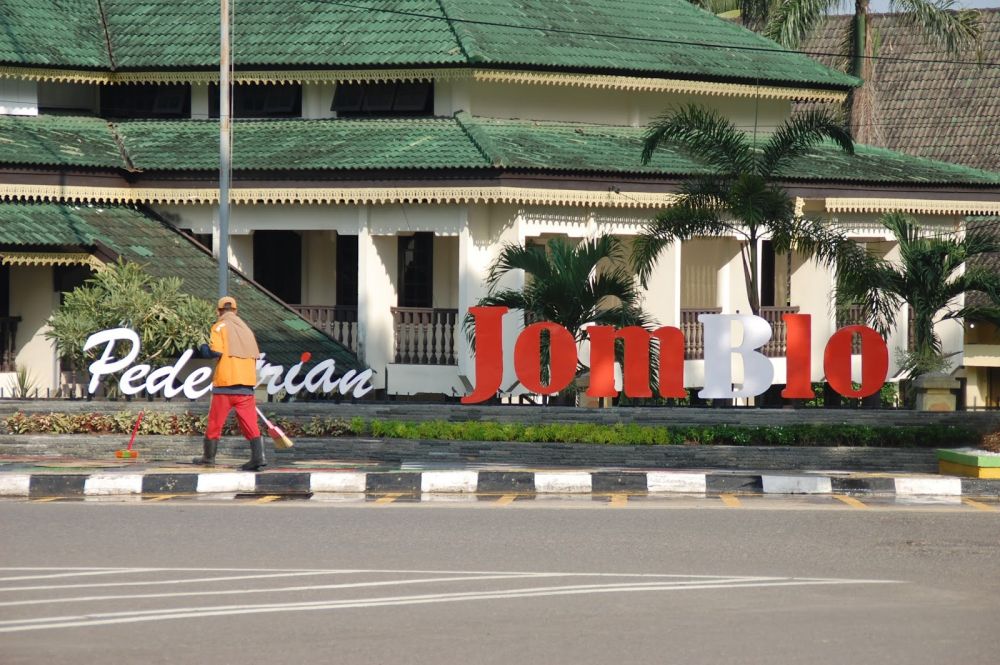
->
[290, 305, 358, 352]
[758, 306, 799, 357]
[0, 316, 19, 372]
[680, 308, 721, 360]
[837, 304, 867, 354]
[392, 307, 458, 365]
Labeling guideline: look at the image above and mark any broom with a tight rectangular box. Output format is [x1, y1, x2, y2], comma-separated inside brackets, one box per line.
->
[256, 407, 293, 449]
[115, 411, 143, 459]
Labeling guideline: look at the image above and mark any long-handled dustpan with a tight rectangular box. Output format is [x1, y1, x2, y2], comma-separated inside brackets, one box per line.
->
[256, 407, 293, 448]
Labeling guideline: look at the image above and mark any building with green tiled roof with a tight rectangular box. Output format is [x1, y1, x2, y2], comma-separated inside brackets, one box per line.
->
[0, 0, 996, 403]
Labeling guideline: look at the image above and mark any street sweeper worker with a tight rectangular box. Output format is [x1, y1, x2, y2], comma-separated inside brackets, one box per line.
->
[192, 296, 267, 471]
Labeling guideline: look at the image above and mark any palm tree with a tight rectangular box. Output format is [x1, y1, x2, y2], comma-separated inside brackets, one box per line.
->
[765, 0, 980, 142]
[688, 0, 775, 28]
[464, 234, 657, 402]
[633, 104, 863, 316]
[836, 212, 1000, 373]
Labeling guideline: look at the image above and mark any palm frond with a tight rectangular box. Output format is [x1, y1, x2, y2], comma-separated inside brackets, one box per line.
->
[631, 202, 728, 287]
[485, 242, 552, 291]
[642, 105, 754, 173]
[764, 0, 836, 48]
[890, 0, 981, 55]
[759, 110, 853, 177]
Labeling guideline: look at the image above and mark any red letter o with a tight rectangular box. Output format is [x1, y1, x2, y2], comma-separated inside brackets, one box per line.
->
[824, 325, 888, 398]
[514, 323, 578, 395]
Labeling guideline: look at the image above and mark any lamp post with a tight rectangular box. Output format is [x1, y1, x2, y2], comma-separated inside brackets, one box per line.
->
[218, 0, 231, 297]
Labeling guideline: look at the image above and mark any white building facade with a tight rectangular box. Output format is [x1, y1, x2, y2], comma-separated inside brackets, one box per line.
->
[0, 1, 997, 403]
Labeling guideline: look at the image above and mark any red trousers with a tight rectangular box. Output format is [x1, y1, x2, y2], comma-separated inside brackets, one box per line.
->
[205, 393, 261, 440]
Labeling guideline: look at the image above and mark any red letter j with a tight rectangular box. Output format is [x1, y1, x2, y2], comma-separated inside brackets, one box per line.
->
[461, 306, 508, 404]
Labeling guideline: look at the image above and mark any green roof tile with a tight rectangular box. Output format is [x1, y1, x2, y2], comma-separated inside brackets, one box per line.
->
[0, 114, 996, 187]
[443, 0, 855, 88]
[0, 116, 123, 169]
[0, 202, 361, 369]
[0, 0, 855, 89]
[0, 0, 109, 68]
[466, 116, 1000, 185]
[113, 117, 490, 171]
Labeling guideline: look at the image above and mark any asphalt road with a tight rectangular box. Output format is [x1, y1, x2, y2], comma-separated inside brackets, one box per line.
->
[2, 497, 999, 665]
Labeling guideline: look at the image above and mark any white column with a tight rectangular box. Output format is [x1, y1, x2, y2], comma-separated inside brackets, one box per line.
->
[191, 84, 209, 119]
[790, 254, 837, 382]
[882, 242, 906, 377]
[302, 83, 335, 119]
[639, 239, 680, 328]
[0, 79, 38, 116]
[9, 266, 57, 393]
[457, 205, 492, 386]
[357, 206, 396, 389]
[498, 211, 525, 394]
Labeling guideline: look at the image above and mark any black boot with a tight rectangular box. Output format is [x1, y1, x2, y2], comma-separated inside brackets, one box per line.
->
[192, 438, 218, 466]
[240, 436, 267, 471]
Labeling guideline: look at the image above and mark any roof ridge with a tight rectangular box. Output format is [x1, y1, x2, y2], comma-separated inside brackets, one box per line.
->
[95, 0, 117, 70]
[106, 120, 137, 173]
[434, 0, 475, 64]
[453, 111, 501, 166]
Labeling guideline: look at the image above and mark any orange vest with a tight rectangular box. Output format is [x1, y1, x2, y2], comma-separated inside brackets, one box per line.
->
[210, 320, 258, 387]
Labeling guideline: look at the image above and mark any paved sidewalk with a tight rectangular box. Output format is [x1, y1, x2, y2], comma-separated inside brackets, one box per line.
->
[2, 452, 997, 498]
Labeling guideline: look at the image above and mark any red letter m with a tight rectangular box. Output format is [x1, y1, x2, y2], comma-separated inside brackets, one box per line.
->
[586, 326, 685, 399]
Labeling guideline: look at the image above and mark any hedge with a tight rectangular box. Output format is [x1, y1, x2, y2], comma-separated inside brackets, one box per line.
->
[0, 411, 982, 448]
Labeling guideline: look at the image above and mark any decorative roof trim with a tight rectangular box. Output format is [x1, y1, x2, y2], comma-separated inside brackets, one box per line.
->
[0, 251, 104, 268]
[0, 183, 679, 208]
[826, 197, 1000, 216]
[470, 70, 847, 103]
[0, 65, 846, 101]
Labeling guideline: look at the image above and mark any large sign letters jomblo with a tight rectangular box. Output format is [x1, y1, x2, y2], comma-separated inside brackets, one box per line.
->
[461, 306, 888, 404]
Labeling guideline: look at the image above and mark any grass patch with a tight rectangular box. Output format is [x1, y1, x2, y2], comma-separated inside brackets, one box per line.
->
[0, 411, 980, 448]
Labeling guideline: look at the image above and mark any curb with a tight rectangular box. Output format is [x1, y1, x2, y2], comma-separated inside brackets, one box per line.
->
[1, 471, 997, 498]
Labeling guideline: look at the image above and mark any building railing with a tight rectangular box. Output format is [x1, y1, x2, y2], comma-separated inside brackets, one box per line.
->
[837, 304, 867, 354]
[758, 306, 800, 358]
[392, 307, 459, 365]
[0, 316, 20, 372]
[680, 308, 722, 360]
[291, 305, 358, 352]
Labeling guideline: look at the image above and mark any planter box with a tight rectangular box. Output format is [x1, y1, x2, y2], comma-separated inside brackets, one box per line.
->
[937, 448, 1000, 478]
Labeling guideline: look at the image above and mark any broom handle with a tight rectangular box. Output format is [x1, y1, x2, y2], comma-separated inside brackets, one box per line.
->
[255, 407, 273, 429]
[127, 411, 144, 450]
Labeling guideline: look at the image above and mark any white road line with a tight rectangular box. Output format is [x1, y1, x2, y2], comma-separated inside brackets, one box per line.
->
[0, 568, 791, 592]
[0, 578, 901, 633]
[0, 575, 770, 608]
[0, 570, 380, 592]
[0, 568, 161, 582]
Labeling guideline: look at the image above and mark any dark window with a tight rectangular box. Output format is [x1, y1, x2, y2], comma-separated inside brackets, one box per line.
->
[253, 230, 302, 304]
[209, 83, 302, 119]
[54, 265, 95, 305]
[760, 240, 776, 308]
[397, 233, 434, 308]
[333, 81, 433, 118]
[100, 84, 191, 118]
[336, 235, 358, 307]
[0, 265, 9, 316]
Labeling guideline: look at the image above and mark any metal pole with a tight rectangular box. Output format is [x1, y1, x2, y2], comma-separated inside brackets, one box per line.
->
[218, 0, 231, 297]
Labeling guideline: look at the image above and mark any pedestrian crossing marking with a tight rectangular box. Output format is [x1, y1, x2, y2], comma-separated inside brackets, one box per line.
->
[962, 498, 997, 512]
[833, 495, 868, 509]
[719, 494, 741, 508]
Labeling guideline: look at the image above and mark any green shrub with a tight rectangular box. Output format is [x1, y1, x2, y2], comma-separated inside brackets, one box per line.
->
[0, 411, 980, 448]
